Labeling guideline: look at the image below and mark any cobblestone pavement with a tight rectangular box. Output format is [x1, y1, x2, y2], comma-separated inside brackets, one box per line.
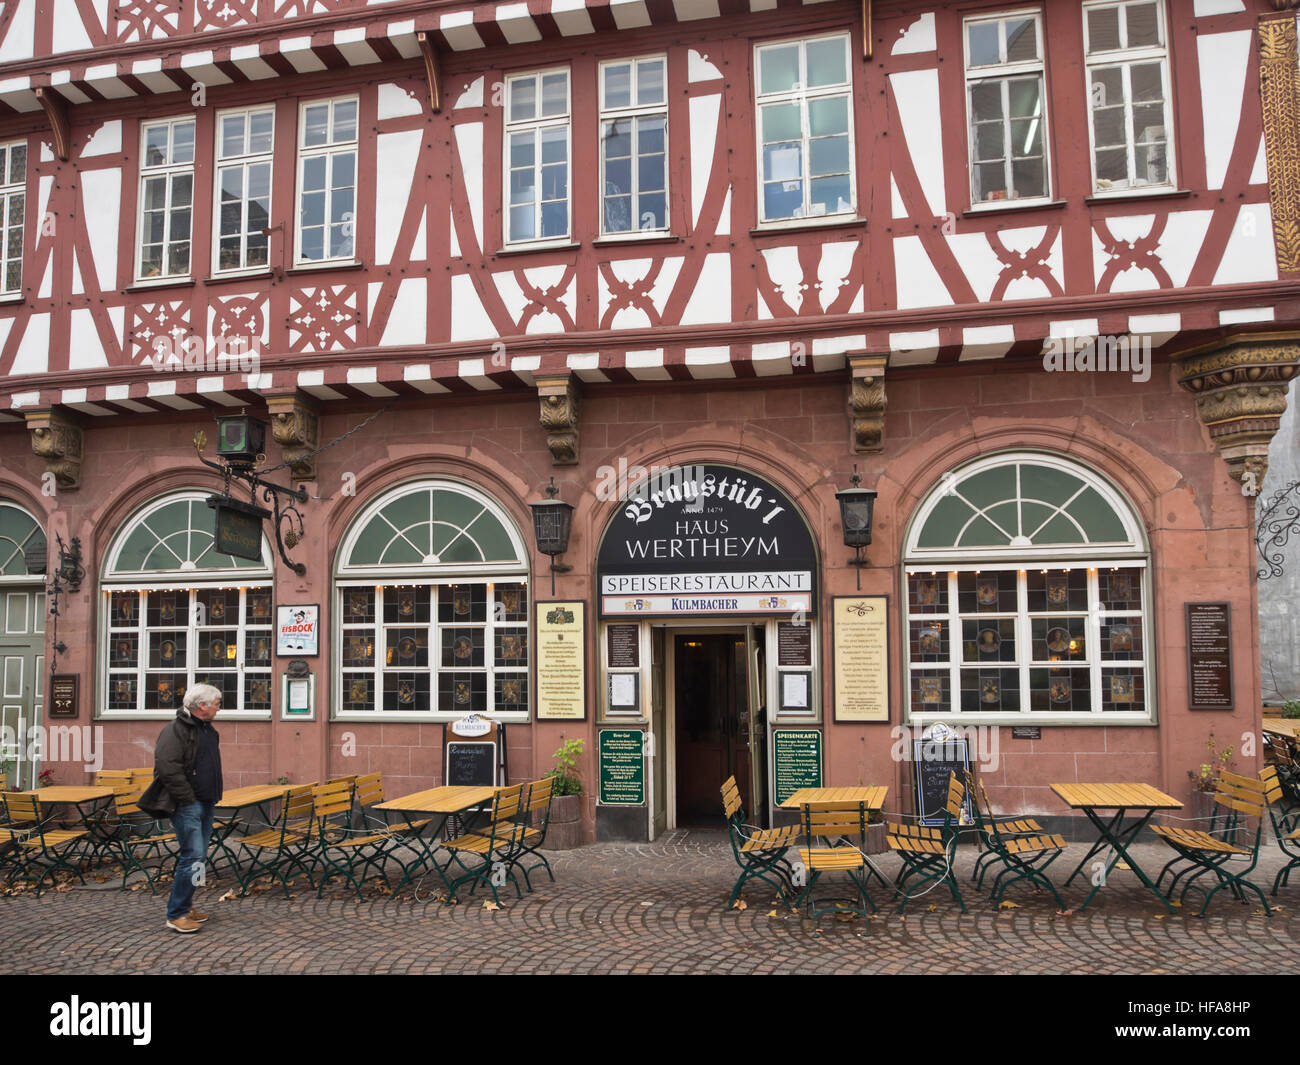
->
[3, 832, 1297, 975]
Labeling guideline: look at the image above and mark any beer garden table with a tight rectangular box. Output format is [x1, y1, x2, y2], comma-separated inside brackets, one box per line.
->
[778, 786, 891, 889]
[1051, 782, 1183, 913]
[211, 783, 299, 872]
[372, 785, 499, 894]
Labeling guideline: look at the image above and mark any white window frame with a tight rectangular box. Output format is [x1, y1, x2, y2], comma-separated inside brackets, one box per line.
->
[136, 117, 195, 282]
[295, 95, 359, 266]
[598, 55, 669, 237]
[753, 32, 856, 224]
[963, 10, 1052, 208]
[213, 104, 275, 274]
[0, 140, 26, 295]
[1082, 0, 1175, 195]
[503, 68, 572, 246]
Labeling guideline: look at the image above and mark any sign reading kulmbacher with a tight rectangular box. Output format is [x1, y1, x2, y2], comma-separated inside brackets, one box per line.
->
[596, 464, 816, 618]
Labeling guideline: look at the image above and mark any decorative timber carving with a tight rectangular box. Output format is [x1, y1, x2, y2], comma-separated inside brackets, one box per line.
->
[266, 392, 320, 482]
[1259, 16, 1300, 272]
[26, 408, 83, 490]
[1172, 333, 1300, 492]
[536, 373, 580, 467]
[848, 354, 887, 454]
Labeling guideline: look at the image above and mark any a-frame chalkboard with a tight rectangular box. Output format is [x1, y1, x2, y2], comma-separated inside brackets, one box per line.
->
[912, 738, 974, 827]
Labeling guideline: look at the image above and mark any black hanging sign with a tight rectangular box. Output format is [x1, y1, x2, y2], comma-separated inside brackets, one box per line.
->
[596, 464, 817, 618]
[207, 494, 269, 562]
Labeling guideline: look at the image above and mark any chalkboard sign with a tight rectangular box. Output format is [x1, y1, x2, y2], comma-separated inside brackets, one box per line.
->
[446, 741, 497, 788]
[912, 739, 973, 827]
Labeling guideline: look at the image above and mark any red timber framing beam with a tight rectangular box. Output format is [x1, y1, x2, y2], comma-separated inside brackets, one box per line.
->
[416, 32, 442, 115]
[34, 88, 70, 162]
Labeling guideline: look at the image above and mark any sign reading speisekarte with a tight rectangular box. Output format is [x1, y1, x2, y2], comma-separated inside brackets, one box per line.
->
[536, 601, 585, 720]
[772, 729, 822, 804]
[832, 596, 889, 722]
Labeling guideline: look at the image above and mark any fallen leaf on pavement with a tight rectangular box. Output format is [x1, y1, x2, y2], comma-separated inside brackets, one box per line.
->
[998, 901, 1020, 910]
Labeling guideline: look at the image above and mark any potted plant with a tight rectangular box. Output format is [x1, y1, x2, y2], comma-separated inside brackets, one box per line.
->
[37, 768, 56, 789]
[1283, 699, 1300, 720]
[1187, 733, 1235, 822]
[545, 738, 585, 850]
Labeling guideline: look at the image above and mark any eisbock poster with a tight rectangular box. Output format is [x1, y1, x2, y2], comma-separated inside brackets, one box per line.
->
[276, 604, 320, 656]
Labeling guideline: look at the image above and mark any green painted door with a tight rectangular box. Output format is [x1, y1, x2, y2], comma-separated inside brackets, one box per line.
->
[0, 585, 44, 789]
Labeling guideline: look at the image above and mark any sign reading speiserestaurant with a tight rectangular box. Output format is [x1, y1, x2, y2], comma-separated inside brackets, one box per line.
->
[596, 465, 817, 618]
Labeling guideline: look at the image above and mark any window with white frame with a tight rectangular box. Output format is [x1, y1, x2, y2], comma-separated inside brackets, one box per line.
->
[903, 454, 1151, 721]
[754, 34, 854, 223]
[0, 140, 26, 294]
[335, 481, 531, 718]
[1083, 0, 1173, 193]
[215, 106, 274, 272]
[599, 57, 668, 235]
[137, 118, 194, 281]
[101, 493, 273, 716]
[964, 12, 1049, 205]
[505, 70, 570, 244]
[297, 97, 357, 264]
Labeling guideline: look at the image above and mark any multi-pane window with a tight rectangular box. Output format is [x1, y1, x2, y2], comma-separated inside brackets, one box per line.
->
[101, 493, 274, 716]
[338, 583, 529, 714]
[505, 70, 570, 243]
[107, 587, 273, 713]
[599, 57, 668, 235]
[903, 454, 1151, 721]
[137, 118, 194, 280]
[964, 13, 1049, 204]
[297, 97, 357, 264]
[1084, 0, 1173, 192]
[215, 106, 274, 271]
[754, 34, 854, 223]
[0, 141, 26, 294]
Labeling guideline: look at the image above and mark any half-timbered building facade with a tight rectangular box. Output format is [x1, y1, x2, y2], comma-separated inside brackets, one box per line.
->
[0, 0, 1297, 838]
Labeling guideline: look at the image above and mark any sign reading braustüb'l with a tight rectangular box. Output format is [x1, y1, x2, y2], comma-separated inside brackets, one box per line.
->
[596, 465, 817, 619]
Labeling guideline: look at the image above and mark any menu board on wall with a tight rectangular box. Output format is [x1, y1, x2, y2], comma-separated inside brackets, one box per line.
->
[772, 729, 822, 804]
[777, 622, 812, 667]
[536, 601, 585, 720]
[606, 624, 640, 668]
[832, 596, 890, 722]
[1186, 602, 1234, 710]
[598, 729, 645, 805]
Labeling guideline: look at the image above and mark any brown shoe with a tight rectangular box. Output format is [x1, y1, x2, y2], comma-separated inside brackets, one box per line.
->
[167, 915, 202, 934]
[187, 910, 209, 923]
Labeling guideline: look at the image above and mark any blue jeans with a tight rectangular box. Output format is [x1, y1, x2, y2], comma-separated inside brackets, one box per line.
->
[167, 801, 214, 921]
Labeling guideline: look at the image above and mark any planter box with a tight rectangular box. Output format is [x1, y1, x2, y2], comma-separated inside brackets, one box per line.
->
[546, 793, 585, 850]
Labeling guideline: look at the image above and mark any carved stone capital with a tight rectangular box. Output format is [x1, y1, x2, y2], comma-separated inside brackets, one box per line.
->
[265, 392, 319, 481]
[1171, 333, 1300, 488]
[26, 408, 82, 490]
[848, 354, 888, 453]
[536, 373, 580, 466]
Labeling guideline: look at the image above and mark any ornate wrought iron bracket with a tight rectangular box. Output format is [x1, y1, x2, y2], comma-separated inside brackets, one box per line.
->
[1257, 478, 1300, 581]
[194, 430, 309, 576]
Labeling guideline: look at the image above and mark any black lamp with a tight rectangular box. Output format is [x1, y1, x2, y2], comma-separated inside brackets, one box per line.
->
[529, 477, 574, 595]
[836, 465, 877, 590]
[215, 412, 268, 466]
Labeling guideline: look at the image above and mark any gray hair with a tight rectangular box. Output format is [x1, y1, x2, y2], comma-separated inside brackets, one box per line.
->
[182, 683, 223, 712]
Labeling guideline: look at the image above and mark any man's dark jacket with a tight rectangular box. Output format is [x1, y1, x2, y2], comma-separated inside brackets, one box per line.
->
[138, 710, 222, 818]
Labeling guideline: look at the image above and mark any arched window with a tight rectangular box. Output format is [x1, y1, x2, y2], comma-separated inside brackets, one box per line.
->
[0, 502, 44, 578]
[101, 492, 274, 716]
[334, 480, 530, 718]
[902, 452, 1150, 720]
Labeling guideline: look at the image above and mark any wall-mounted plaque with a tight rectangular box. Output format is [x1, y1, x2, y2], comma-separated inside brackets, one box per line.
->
[536, 601, 585, 720]
[1186, 602, 1233, 710]
[772, 729, 822, 804]
[276, 603, 319, 657]
[50, 674, 78, 719]
[777, 622, 812, 667]
[598, 729, 645, 806]
[606, 624, 639, 669]
[832, 596, 890, 722]
[1011, 726, 1041, 740]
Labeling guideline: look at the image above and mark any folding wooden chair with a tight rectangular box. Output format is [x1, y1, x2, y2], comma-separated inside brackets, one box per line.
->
[965, 772, 1068, 909]
[720, 776, 799, 910]
[794, 798, 874, 931]
[1260, 766, 1300, 897]
[886, 772, 967, 914]
[86, 782, 179, 889]
[303, 780, 395, 899]
[232, 784, 316, 898]
[1151, 770, 1279, 916]
[440, 783, 527, 905]
[2, 793, 91, 896]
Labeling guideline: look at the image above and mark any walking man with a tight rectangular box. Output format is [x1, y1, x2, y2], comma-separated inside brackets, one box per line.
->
[139, 683, 224, 933]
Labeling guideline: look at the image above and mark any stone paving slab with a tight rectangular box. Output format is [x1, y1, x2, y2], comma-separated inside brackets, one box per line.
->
[2, 833, 1297, 975]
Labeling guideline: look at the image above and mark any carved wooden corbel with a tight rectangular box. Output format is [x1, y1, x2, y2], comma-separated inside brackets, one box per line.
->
[26, 407, 82, 490]
[35, 88, 71, 162]
[265, 392, 320, 482]
[1258, 16, 1300, 272]
[536, 373, 580, 467]
[416, 32, 442, 113]
[1171, 332, 1300, 493]
[848, 354, 887, 454]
